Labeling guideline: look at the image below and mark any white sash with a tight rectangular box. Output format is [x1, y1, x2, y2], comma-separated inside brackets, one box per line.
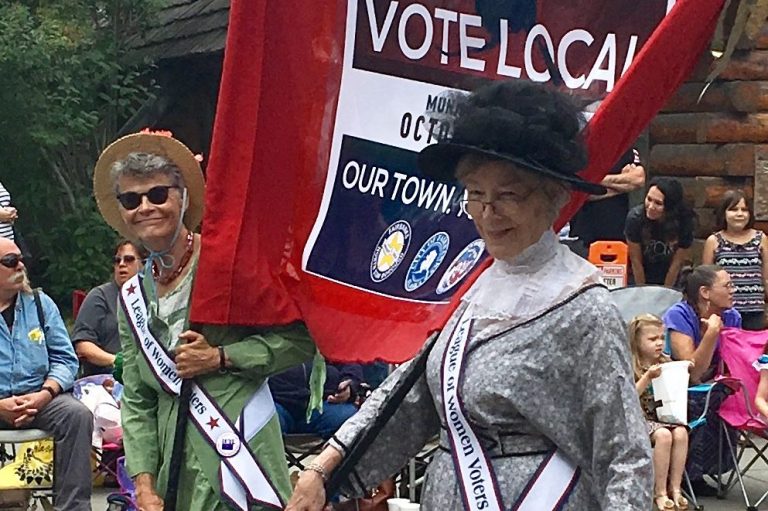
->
[440, 307, 580, 511]
[120, 275, 284, 510]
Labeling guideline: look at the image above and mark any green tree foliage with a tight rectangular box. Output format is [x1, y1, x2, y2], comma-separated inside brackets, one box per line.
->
[0, 0, 158, 310]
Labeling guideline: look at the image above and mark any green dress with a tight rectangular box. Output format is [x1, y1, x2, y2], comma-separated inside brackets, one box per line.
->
[118, 259, 315, 510]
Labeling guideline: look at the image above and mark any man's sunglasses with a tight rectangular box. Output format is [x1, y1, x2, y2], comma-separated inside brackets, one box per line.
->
[0, 253, 23, 269]
[113, 255, 138, 265]
[116, 185, 179, 210]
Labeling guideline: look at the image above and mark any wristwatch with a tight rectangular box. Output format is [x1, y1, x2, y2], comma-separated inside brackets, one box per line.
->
[42, 385, 57, 399]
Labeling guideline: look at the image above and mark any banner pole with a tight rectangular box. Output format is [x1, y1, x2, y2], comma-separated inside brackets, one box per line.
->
[325, 333, 438, 497]
[164, 323, 202, 511]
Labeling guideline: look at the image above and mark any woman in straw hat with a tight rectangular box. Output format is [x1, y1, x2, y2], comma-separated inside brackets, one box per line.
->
[94, 130, 315, 511]
[287, 81, 652, 510]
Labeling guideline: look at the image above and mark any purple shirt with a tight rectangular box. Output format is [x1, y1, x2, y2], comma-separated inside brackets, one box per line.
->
[663, 301, 742, 370]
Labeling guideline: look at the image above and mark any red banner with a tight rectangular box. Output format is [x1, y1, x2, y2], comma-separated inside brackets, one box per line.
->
[191, 0, 724, 362]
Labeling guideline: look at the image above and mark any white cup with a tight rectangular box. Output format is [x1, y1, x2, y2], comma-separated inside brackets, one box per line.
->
[387, 498, 411, 511]
[400, 504, 420, 511]
[652, 360, 691, 425]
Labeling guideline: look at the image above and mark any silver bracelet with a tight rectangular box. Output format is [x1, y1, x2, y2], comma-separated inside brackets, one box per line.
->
[303, 462, 328, 482]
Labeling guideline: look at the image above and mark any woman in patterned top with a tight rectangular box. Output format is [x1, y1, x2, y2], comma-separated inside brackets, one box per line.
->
[702, 190, 768, 330]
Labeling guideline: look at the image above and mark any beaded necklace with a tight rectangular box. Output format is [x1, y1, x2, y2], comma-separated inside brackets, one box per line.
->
[152, 231, 194, 285]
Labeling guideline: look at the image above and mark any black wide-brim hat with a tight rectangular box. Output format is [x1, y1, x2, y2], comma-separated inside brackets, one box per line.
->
[417, 82, 607, 196]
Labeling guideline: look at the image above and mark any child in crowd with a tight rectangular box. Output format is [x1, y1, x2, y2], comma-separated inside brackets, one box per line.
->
[629, 314, 690, 511]
[702, 190, 768, 330]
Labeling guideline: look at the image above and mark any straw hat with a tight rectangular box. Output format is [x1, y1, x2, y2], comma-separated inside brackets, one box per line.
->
[93, 131, 205, 240]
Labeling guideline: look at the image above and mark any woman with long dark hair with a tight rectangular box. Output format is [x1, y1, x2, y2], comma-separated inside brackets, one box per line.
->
[625, 177, 695, 287]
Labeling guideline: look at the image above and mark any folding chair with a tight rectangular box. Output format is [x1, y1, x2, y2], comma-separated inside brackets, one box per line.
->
[611, 286, 720, 510]
[73, 375, 124, 486]
[713, 327, 768, 509]
[0, 428, 54, 511]
[283, 434, 325, 472]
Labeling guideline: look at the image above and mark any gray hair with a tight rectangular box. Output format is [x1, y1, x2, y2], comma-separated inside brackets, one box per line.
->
[110, 152, 185, 193]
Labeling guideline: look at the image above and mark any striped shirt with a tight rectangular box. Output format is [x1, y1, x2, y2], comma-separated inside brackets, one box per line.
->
[0, 182, 13, 240]
[714, 231, 765, 313]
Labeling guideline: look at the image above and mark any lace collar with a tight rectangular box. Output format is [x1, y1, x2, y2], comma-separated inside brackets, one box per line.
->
[461, 230, 602, 322]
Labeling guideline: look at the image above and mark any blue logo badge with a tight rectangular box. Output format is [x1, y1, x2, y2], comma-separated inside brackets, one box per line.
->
[436, 239, 486, 295]
[370, 220, 412, 283]
[404, 232, 450, 292]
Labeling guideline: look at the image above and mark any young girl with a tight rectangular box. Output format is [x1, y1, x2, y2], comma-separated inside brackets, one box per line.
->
[702, 190, 768, 330]
[629, 314, 690, 511]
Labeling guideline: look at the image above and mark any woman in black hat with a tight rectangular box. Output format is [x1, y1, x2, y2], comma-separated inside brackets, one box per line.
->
[286, 81, 652, 511]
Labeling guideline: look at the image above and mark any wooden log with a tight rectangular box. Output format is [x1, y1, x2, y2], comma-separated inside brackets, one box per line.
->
[650, 113, 768, 144]
[673, 176, 751, 209]
[687, 50, 768, 81]
[719, 51, 768, 81]
[649, 144, 764, 177]
[694, 207, 716, 239]
[661, 81, 768, 113]
[755, 21, 768, 50]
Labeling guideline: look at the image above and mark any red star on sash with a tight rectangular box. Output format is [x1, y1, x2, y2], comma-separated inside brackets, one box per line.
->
[127, 284, 137, 295]
[206, 416, 220, 430]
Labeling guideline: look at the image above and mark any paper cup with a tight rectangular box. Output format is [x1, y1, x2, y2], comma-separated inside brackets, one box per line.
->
[652, 360, 690, 425]
[399, 504, 420, 511]
[387, 498, 411, 511]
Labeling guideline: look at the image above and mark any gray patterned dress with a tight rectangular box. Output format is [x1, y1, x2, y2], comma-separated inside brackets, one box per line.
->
[330, 285, 653, 510]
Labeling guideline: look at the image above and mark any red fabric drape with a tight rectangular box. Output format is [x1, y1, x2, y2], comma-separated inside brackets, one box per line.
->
[191, 0, 725, 362]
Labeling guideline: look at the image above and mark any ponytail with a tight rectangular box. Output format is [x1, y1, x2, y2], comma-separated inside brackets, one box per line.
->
[679, 264, 721, 307]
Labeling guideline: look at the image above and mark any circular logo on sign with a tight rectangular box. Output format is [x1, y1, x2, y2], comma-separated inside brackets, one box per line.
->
[436, 239, 486, 295]
[370, 220, 412, 283]
[404, 232, 450, 292]
[215, 432, 241, 458]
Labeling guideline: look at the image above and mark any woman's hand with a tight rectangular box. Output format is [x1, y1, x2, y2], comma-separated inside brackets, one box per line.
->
[175, 331, 219, 378]
[285, 471, 330, 511]
[702, 314, 723, 336]
[134, 474, 164, 511]
[136, 491, 164, 511]
[327, 379, 353, 404]
[0, 207, 17, 223]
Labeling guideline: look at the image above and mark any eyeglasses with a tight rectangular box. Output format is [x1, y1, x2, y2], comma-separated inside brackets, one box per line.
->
[0, 253, 23, 269]
[460, 192, 529, 216]
[113, 255, 138, 265]
[116, 185, 179, 210]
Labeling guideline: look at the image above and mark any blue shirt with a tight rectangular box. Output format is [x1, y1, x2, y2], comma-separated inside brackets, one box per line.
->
[0, 291, 78, 397]
[662, 301, 741, 371]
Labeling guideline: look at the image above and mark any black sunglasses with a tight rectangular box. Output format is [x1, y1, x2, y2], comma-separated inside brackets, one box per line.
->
[113, 255, 138, 265]
[116, 185, 179, 210]
[0, 253, 23, 269]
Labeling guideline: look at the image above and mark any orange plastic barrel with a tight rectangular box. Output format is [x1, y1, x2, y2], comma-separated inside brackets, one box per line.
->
[588, 241, 628, 289]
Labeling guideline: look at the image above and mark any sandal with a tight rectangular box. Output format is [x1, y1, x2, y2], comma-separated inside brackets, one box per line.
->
[654, 494, 675, 511]
[671, 490, 689, 510]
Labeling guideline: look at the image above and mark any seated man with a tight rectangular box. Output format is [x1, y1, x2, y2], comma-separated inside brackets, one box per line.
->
[0, 237, 92, 510]
[270, 360, 363, 439]
[71, 240, 143, 376]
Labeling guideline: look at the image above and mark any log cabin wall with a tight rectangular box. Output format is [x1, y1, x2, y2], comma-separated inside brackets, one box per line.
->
[648, 21, 768, 260]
